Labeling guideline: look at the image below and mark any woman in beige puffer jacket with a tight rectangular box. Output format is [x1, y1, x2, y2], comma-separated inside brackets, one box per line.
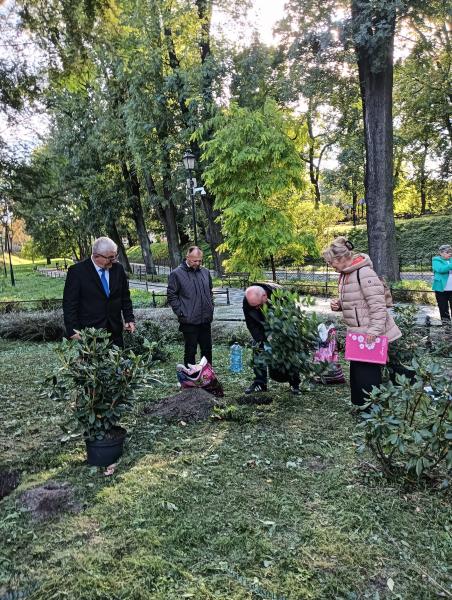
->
[322, 237, 401, 408]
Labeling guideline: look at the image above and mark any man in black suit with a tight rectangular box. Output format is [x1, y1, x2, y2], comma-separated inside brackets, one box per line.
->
[63, 237, 135, 346]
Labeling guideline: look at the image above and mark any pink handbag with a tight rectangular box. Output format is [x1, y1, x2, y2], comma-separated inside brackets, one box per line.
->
[345, 333, 388, 364]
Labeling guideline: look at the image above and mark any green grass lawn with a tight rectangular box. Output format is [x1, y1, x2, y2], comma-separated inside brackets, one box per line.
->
[0, 259, 165, 309]
[0, 340, 450, 599]
[0, 258, 68, 302]
[332, 214, 452, 261]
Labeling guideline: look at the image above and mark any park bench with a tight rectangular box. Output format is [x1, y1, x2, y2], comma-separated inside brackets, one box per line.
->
[219, 272, 250, 289]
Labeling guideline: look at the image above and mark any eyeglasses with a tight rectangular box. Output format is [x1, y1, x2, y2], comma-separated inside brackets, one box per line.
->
[95, 253, 118, 261]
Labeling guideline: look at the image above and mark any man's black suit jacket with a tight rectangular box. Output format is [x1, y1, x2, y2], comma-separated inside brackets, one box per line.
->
[63, 258, 134, 341]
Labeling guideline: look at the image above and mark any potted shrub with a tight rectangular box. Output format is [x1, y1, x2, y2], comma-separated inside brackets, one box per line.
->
[43, 328, 156, 466]
[256, 290, 324, 384]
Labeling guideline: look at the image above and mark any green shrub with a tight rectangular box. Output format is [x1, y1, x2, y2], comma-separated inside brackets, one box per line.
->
[36, 297, 63, 311]
[42, 328, 158, 441]
[123, 320, 170, 362]
[388, 305, 429, 370]
[127, 242, 169, 263]
[390, 280, 436, 305]
[356, 357, 452, 481]
[257, 290, 323, 383]
[287, 281, 339, 298]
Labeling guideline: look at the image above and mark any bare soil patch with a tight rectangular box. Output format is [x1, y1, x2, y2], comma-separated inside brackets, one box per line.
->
[237, 393, 273, 405]
[304, 456, 329, 472]
[143, 388, 216, 422]
[0, 469, 21, 500]
[20, 481, 81, 521]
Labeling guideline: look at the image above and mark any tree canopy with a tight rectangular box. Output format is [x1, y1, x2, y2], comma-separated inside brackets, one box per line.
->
[0, 0, 450, 278]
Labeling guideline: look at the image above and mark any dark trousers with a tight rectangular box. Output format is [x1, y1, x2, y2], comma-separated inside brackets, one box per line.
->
[349, 360, 382, 406]
[253, 363, 300, 388]
[180, 322, 212, 367]
[435, 291, 452, 323]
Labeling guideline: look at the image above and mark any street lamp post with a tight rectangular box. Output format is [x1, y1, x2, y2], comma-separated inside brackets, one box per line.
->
[2, 206, 15, 286]
[183, 149, 198, 246]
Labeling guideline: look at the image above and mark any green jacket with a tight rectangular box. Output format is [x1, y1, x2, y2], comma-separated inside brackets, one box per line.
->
[432, 256, 452, 292]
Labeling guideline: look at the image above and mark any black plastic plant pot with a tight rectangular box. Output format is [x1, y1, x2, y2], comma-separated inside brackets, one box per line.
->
[85, 427, 127, 467]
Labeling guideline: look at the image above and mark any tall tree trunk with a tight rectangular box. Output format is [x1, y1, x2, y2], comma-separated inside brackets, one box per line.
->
[353, 3, 400, 281]
[270, 254, 276, 282]
[143, 171, 181, 269]
[352, 188, 358, 226]
[199, 191, 225, 274]
[164, 4, 226, 274]
[121, 161, 156, 275]
[79, 237, 91, 260]
[126, 230, 136, 248]
[419, 143, 428, 215]
[306, 111, 321, 209]
[178, 223, 190, 248]
[155, 204, 181, 269]
[108, 220, 131, 272]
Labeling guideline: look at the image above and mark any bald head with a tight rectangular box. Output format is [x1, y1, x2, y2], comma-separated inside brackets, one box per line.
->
[186, 246, 203, 270]
[245, 285, 268, 308]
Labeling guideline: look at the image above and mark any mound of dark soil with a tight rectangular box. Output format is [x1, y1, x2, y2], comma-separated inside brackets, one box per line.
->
[0, 470, 21, 500]
[20, 481, 81, 521]
[143, 388, 215, 422]
[237, 393, 273, 405]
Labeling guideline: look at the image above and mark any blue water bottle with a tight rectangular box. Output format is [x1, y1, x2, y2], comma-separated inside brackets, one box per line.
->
[230, 342, 243, 373]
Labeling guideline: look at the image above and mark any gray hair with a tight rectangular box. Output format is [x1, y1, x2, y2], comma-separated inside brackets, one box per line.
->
[438, 244, 452, 253]
[92, 237, 117, 255]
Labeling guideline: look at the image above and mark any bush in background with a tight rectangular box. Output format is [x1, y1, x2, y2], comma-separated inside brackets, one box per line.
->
[0, 309, 65, 341]
[0, 301, 21, 314]
[124, 320, 170, 362]
[0, 307, 250, 346]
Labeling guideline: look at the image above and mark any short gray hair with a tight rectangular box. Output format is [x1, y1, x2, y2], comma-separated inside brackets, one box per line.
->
[92, 237, 117, 255]
[438, 244, 452, 253]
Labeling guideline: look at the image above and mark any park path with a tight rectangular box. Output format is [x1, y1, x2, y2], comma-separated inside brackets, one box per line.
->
[36, 266, 442, 325]
[129, 278, 442, 326]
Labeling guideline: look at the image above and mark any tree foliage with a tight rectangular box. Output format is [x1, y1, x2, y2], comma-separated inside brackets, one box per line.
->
[201, 101, 305, 276]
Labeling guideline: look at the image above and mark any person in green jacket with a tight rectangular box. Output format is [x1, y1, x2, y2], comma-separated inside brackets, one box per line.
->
[432, 244, 452, 324]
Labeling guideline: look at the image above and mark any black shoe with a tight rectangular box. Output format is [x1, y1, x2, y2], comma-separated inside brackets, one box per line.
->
[245, 382, 267, 394]
[290, 385, 301, 395]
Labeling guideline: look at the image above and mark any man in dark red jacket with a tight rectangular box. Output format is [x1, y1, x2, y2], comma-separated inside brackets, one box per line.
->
[63, 237, 135, 347]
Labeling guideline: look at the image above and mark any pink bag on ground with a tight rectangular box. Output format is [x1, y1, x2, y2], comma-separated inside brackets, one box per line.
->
[176, 357, 224, 397]
[314, 324, 346, 384]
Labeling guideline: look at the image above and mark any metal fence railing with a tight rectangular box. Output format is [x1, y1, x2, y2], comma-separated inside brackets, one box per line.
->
[0, 289, 231, 314]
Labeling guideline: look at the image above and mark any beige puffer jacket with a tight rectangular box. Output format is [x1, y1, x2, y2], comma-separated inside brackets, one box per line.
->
[337, 254, 402, 342]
